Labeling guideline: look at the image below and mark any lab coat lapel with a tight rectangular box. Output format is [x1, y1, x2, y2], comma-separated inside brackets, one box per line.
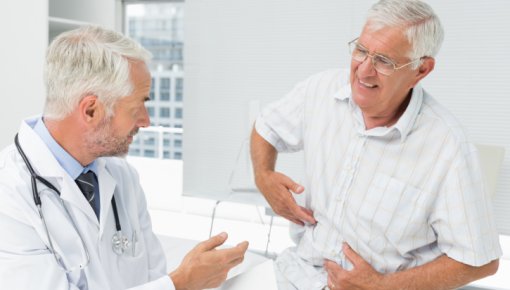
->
[17, 119, 100, 225]
[60, 176, 100, 225]
[96, 158, 117, 237]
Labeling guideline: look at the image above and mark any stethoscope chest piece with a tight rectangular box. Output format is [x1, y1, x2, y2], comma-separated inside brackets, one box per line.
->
[112, 231, 130, 255]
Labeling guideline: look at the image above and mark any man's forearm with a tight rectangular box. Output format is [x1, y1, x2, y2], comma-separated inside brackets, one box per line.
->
[382, 255, 499, 290]
[250, 127, 277, 179]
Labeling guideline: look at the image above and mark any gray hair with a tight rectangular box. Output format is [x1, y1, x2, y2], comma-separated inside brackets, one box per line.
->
[43, 25, 152, 120]
[366, 0, 444, 69]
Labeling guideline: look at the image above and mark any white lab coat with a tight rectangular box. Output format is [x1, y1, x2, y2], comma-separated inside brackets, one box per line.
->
[0, 118, 174, 290]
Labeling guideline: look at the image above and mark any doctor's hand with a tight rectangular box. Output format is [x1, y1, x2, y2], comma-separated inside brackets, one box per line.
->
[169, 232, 249, 290]
[324, 243, 386, 290]
[255, 170, 316, 226]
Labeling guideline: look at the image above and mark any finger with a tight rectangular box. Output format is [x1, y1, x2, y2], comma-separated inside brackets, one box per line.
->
[227, 252, 246, 268]
[215, 241, 249, 262]
[271, 193, 305, 225]
[286, 215, 305, 226]
[196, 232, 228, 252]
[342, 242, 363, 267]
[292, 184, 305, 194]
[236, 241, 249, 254]
[324, 259, 343, 272]
[290, 204, 317, 225]
[278, 174, 304, 194]
[327, 274, 332, 287]
[324, 260, 343, 288]
[296, 205, 317, 224]
[300, 206, 314, 216]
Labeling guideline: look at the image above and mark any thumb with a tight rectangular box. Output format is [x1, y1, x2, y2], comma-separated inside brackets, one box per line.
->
[197, 232, 228, 251]
[293, 183, 305, 194]
[280, 174, 304, 194]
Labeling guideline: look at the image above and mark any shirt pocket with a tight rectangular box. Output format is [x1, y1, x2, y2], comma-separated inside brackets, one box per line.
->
[357, 173, 428, 255]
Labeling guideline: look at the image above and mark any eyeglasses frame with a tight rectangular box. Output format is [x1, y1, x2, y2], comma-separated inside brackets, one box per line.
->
[348, 37, 424, 76]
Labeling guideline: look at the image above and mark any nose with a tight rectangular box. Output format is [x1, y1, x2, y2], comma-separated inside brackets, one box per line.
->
[356, 54, 377, 77]
[138, 106, 151, 128]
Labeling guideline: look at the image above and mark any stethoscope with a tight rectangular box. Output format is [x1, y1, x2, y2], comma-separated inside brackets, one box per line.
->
[14, 134, 132, 271]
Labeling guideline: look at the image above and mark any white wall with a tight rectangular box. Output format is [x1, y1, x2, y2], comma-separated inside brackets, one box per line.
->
[0, 1, 48, 148]
[0, 0, 118, 149]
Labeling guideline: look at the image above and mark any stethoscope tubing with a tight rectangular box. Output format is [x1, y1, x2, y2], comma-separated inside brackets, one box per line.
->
[13, 133, 129, 264]
[15, 133, 123, 231]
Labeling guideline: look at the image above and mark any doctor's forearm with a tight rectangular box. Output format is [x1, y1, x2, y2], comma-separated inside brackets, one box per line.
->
[381, 255, 499, 290]
[250, 127, 277, 180]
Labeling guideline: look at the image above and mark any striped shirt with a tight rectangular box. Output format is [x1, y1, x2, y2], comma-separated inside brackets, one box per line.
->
[255, 69, 502, 290]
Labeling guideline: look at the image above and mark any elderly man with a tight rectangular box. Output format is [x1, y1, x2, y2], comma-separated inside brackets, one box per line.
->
[250, 0, 501, 289]
[0, 26, 247, 289]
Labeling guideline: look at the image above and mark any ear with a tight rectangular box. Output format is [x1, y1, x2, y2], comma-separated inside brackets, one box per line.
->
[78, 95, 104, 124]
[412, 57, 435, 86]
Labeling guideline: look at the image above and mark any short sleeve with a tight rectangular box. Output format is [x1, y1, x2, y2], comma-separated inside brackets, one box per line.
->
[430, 144, 502, 266]
[255, 80, 307, 153]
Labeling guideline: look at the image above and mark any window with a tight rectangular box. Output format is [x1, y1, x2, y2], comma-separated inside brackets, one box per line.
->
[125, 2, 184, 160]
[149, 77, 155, 100]
[175, 78, 183, 101]
[160, 107, 171, 118]
[175, 108, 183, 119]
[147, 106, 155, 117]
[144, 137, 156, 146]
[160, 78, 170, 89]
[160, 78, 171, 101]
[160, 92, 170, 101]
[174, 139, 182, 148]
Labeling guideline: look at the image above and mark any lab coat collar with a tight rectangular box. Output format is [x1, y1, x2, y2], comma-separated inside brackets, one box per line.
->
[17, 117, 114, 226]
[32, 117, 98, 179]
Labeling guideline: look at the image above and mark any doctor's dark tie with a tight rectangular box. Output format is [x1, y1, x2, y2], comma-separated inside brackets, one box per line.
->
[76, 171, 99, 218]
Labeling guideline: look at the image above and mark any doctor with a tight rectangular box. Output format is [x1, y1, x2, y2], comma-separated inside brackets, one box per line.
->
[0, 25, 248, 290]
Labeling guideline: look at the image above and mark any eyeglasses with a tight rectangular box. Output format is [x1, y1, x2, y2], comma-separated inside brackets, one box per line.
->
[348, 38, 422, 76]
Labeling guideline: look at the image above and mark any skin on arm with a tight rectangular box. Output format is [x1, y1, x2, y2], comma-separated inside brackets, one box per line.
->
[250, 127, 316, 226]
[324, 243, 499, 290]
[169, 232, 249, 290]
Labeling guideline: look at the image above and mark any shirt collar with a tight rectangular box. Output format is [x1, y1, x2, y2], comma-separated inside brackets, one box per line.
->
[393, 85, 423, 142]
[333, 82, 424, 142]
[33, 117, 97, 179]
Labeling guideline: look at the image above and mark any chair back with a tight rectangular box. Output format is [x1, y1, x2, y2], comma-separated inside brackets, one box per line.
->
[476, 144, 505, 198]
